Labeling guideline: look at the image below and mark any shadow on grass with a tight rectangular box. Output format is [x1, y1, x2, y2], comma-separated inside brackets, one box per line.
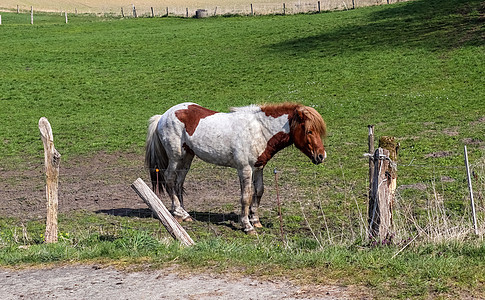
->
[269, 0, 483, 56]
[96, 208, 241, 230]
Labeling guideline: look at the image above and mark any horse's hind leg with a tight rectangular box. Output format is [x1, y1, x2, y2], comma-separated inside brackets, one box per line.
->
[164, 160, 191, 222]
[250, 168, 264, 228]
[174, 153, 194, 221]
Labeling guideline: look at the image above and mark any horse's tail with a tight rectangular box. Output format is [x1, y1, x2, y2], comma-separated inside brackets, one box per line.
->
[145, 114, 167, 193]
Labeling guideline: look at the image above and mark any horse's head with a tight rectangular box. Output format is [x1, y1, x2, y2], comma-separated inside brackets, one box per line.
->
[291, 106, 327, 165]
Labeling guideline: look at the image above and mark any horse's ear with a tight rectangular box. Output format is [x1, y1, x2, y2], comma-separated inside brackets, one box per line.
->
[294, 106, 307, 122]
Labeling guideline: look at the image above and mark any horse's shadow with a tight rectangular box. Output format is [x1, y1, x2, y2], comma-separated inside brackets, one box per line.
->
[96, 208, 240, 230]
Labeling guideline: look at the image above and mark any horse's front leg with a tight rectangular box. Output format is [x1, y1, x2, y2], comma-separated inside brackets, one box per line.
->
[250, 168, 264, 228]
[238, 166, 255, 234]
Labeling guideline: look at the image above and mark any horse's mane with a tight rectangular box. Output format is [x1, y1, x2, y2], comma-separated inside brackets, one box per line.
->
[298, 105, 327, 139]
[260, 103, 327, 139]
[229, 103, 326, 138]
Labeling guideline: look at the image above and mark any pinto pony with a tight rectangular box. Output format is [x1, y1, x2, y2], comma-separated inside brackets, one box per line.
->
[145, 102, 326, 234]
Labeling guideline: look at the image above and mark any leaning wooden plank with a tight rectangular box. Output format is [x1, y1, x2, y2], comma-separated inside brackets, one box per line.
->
[39, 117, 61, 244]
[131, 178, 195, 246]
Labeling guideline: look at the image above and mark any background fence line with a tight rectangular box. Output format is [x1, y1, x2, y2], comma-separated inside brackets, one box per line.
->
[2, 0, 410, 19]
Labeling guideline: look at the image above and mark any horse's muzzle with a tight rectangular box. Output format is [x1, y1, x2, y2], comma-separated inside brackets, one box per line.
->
[312, 151, 326, 165]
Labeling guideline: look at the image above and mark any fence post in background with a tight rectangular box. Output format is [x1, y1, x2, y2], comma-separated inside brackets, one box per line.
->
[166, 7, 169, 16]
[318, 1, 321, 12]
[464, 145, 479, 235]
[283, 3, 286, 15]
[251, 3, 254, 16]
[0, 15, 2, 25]
[186, 8, 189, 17]
[151, 7, 154, 17]
[131, 178, 195, 246]
[39, 117, 61, 244]
[65, 12, 68, 23]
[132, 4, 137, 18]
[368, 148, 394, 242]
[214, 6, 218, 16]
[31, 6, 33, 24]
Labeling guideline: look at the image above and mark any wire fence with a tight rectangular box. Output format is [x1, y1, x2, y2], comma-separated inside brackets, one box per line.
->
[2, 0, 410, 19]
[1, 151, 484, 246]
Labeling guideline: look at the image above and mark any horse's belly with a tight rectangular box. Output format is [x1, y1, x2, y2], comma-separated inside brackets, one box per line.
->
[186, 133, 261, 168]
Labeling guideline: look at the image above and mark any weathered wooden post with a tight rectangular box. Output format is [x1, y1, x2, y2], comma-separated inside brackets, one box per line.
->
[39, 118, 61, 243]
[131, 178, 195, 246]
[31, 6, 33, 25]
[379, 136, 399, 196]
[367, 133, 398, 243]
[65, 12, 68, 24]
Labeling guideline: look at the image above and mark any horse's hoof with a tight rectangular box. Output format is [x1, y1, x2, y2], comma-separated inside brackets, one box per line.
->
[183, 216, 193, 222]
[174, 215, 184, 223]
[252, 221, 263, 228]
[245, 229, 257, 235]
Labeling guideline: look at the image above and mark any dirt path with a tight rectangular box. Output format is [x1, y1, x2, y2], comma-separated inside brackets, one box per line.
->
[0, 265, 363, 299]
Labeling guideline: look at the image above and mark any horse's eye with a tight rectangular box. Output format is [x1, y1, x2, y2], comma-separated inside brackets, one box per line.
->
[307, 130, 313, 135]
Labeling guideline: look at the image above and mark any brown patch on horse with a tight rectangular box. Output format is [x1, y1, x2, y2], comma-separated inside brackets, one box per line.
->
[255, 132, 292, 167]
[175, 104, 218, 136]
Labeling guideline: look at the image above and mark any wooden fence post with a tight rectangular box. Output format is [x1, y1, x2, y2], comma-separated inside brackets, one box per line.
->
[131, 178, 195, 246]
[31, 6, 33, 25]
[0, 15, 2, 25]
[368, 147, 395, 242]
[39, 118, 61, 243]
[379, 136, 398, 196]
[65, 12, 68, 24]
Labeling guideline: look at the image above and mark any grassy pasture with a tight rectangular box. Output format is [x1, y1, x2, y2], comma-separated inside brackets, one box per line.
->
[1, 0, 484, 297]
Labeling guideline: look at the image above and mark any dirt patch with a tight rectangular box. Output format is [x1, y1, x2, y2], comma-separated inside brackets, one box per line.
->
[424, 151, 453, 159]
[0, 265, 368, 299]
[398, 183, 427, 191]
[0, 152, 256, 221]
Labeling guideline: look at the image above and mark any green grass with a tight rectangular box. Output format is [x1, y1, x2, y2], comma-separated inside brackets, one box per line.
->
[1, 0, 484, 297]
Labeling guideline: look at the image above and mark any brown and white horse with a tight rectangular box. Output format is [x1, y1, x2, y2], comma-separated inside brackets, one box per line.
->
[145, 102, 327, 234]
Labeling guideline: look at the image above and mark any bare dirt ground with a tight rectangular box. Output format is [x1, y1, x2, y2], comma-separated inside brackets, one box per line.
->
[0, 152, 242, 221]
[0, 152, 371, 299]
